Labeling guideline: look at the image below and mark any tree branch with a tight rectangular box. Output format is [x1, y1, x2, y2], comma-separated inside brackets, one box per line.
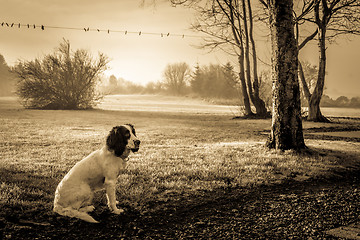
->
[298, 29, 318, 50]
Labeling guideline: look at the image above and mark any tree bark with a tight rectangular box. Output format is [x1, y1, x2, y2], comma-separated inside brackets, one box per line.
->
[298, 61, 311, 102]
[238, 54, 253, 116]
[266, 0, 306, 150]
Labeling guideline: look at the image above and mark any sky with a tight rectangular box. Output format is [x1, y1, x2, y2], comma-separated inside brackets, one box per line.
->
[1, 0, 359, 98]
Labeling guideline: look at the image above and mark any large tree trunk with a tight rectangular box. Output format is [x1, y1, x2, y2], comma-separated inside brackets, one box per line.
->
[308, 26, 328, 122]
[266, 0, 306, 150]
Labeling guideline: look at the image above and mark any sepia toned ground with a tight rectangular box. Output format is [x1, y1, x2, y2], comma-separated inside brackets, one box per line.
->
[0, 95, 359, 239]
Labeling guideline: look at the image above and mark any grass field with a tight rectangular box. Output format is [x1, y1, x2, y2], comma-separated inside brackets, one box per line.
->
[0, 95, 360, 237]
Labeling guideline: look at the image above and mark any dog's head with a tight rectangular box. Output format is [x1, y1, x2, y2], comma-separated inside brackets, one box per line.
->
[106, 124, 140, 157]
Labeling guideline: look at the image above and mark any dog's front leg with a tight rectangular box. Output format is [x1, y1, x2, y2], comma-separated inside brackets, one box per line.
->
[104, 179, 124, 214]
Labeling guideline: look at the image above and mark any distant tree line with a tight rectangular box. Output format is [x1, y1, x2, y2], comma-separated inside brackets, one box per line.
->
[100, 75, 144, 95]
[191, 62, 239, 99]
[100, 61, 241, 101]
[99, 61, 360, 109]
[0, 54, 16, 96]
[320, 95, 360, 108]
[1, 51, 360, 109]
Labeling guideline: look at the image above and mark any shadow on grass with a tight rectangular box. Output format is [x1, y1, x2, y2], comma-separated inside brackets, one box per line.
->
[0, 146, 359, 239]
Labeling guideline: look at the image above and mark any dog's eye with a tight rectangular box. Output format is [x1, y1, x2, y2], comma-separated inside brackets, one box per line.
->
[124, 130, 130, 138]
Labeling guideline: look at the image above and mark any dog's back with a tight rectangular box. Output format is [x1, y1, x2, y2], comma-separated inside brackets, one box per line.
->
[53, 150, 103, 223]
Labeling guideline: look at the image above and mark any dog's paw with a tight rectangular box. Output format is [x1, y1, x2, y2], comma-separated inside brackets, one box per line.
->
[112, 208, 124, 215]
[80, 205, 95, 213]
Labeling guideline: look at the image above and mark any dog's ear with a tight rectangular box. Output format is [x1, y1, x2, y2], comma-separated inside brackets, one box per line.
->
[106, 126, 126, 157]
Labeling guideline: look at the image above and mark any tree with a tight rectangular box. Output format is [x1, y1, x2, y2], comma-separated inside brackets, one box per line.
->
[297, 61, 319, 105]
[242, 0, 268, 116]
[14, 39, 109, 109]
[263, 0, 306, 150]
[144, 81, 165, 94]
[172, 0, 268, 117]
[349, 97, 360, 108]
[163, 62, 191, 95]
[0, 54, 16, 96]
[191, 62, 239, 99]
[222, 62, 240, 99]
[190, 63, 205, 96]
[335, 96, 349, 106]
[295, 0, 360, 122]
[258, 70, 273, 108]
[100, 75, 146, 95]
[108, 75, 118, 89]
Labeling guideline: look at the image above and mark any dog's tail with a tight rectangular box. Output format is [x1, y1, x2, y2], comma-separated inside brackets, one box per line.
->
[53, 204, 98, 223]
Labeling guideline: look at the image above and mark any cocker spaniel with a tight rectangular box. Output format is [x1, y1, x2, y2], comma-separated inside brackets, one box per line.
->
[53, 124, 140, 223]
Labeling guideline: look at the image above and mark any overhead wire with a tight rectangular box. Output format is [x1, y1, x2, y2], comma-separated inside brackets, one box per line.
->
[0, 21, 202, 39]
[1, 21, 271, 66]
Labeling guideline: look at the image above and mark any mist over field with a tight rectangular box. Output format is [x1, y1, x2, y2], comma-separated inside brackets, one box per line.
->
[97, 94, 360, 118]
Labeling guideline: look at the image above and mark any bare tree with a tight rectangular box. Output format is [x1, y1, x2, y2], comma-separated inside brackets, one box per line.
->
[172, 0, 269, 117]
[245, 0, 267, 116]
[239, 0, 268, 116]
[263, 0, 306, 150]
[189, 0, 253, 115]
[295, 0, 360, 122]
[14, 39, 109, 109]
[163, 62, 191, 95]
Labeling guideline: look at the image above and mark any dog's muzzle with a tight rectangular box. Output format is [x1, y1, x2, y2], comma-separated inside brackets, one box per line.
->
[131, 140, 141, 152]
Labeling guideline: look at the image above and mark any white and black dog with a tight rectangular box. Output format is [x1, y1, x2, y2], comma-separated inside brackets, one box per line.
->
[53, 124, 140, 223]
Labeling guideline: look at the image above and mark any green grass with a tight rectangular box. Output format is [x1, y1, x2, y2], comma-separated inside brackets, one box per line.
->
[0, 96, 359, 218]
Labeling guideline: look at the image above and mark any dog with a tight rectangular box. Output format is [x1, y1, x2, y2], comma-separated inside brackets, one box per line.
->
[53, 124, 140, 223]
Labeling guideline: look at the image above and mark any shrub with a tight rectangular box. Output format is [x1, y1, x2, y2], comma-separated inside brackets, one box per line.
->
[14, 39, 109, 109]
